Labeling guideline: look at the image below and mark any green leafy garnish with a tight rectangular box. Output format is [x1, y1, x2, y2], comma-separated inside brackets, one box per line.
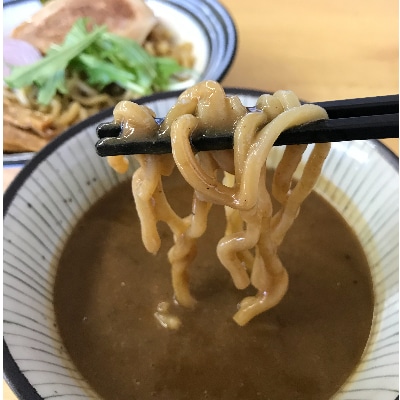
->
[5, 18, 189, 105]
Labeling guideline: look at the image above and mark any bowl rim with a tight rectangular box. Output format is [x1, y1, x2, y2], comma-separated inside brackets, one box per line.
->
[3, 87, 399, 198]
[3, 87, 399, 400]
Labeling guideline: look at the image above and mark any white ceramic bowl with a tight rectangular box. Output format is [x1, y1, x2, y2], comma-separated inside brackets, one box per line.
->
[3, 0, 237, 166]
[3, 89, 399, 400]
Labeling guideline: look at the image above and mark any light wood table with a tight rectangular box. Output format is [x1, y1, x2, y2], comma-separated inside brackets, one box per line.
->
[3, 0, 398, 398]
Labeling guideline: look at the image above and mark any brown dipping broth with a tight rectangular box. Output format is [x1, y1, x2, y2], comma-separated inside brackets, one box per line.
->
[54, 172, 374, 400]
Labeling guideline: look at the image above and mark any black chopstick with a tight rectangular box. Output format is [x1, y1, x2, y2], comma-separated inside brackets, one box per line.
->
[95, 94, 399, 156]
[314, 94, 399, 118]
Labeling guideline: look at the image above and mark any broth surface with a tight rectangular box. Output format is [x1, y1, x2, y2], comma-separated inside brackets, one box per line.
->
[54, 173, 374, 400]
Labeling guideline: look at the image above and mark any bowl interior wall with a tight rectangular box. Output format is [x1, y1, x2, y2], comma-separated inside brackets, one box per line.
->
[3, 94, 399, 400]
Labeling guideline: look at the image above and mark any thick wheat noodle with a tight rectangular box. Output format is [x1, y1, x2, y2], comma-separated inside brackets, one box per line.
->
[272, 144, 308, 204]
[171, 114, 237, 206]
[109, 81, 330, 326]
[132, 155, 166, 254]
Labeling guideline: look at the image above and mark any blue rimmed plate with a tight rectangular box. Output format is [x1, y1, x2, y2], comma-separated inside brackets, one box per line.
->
[3, 0, 237, 166]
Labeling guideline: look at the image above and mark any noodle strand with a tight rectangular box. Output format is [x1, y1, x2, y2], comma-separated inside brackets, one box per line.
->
[108, 81, 331, 326]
